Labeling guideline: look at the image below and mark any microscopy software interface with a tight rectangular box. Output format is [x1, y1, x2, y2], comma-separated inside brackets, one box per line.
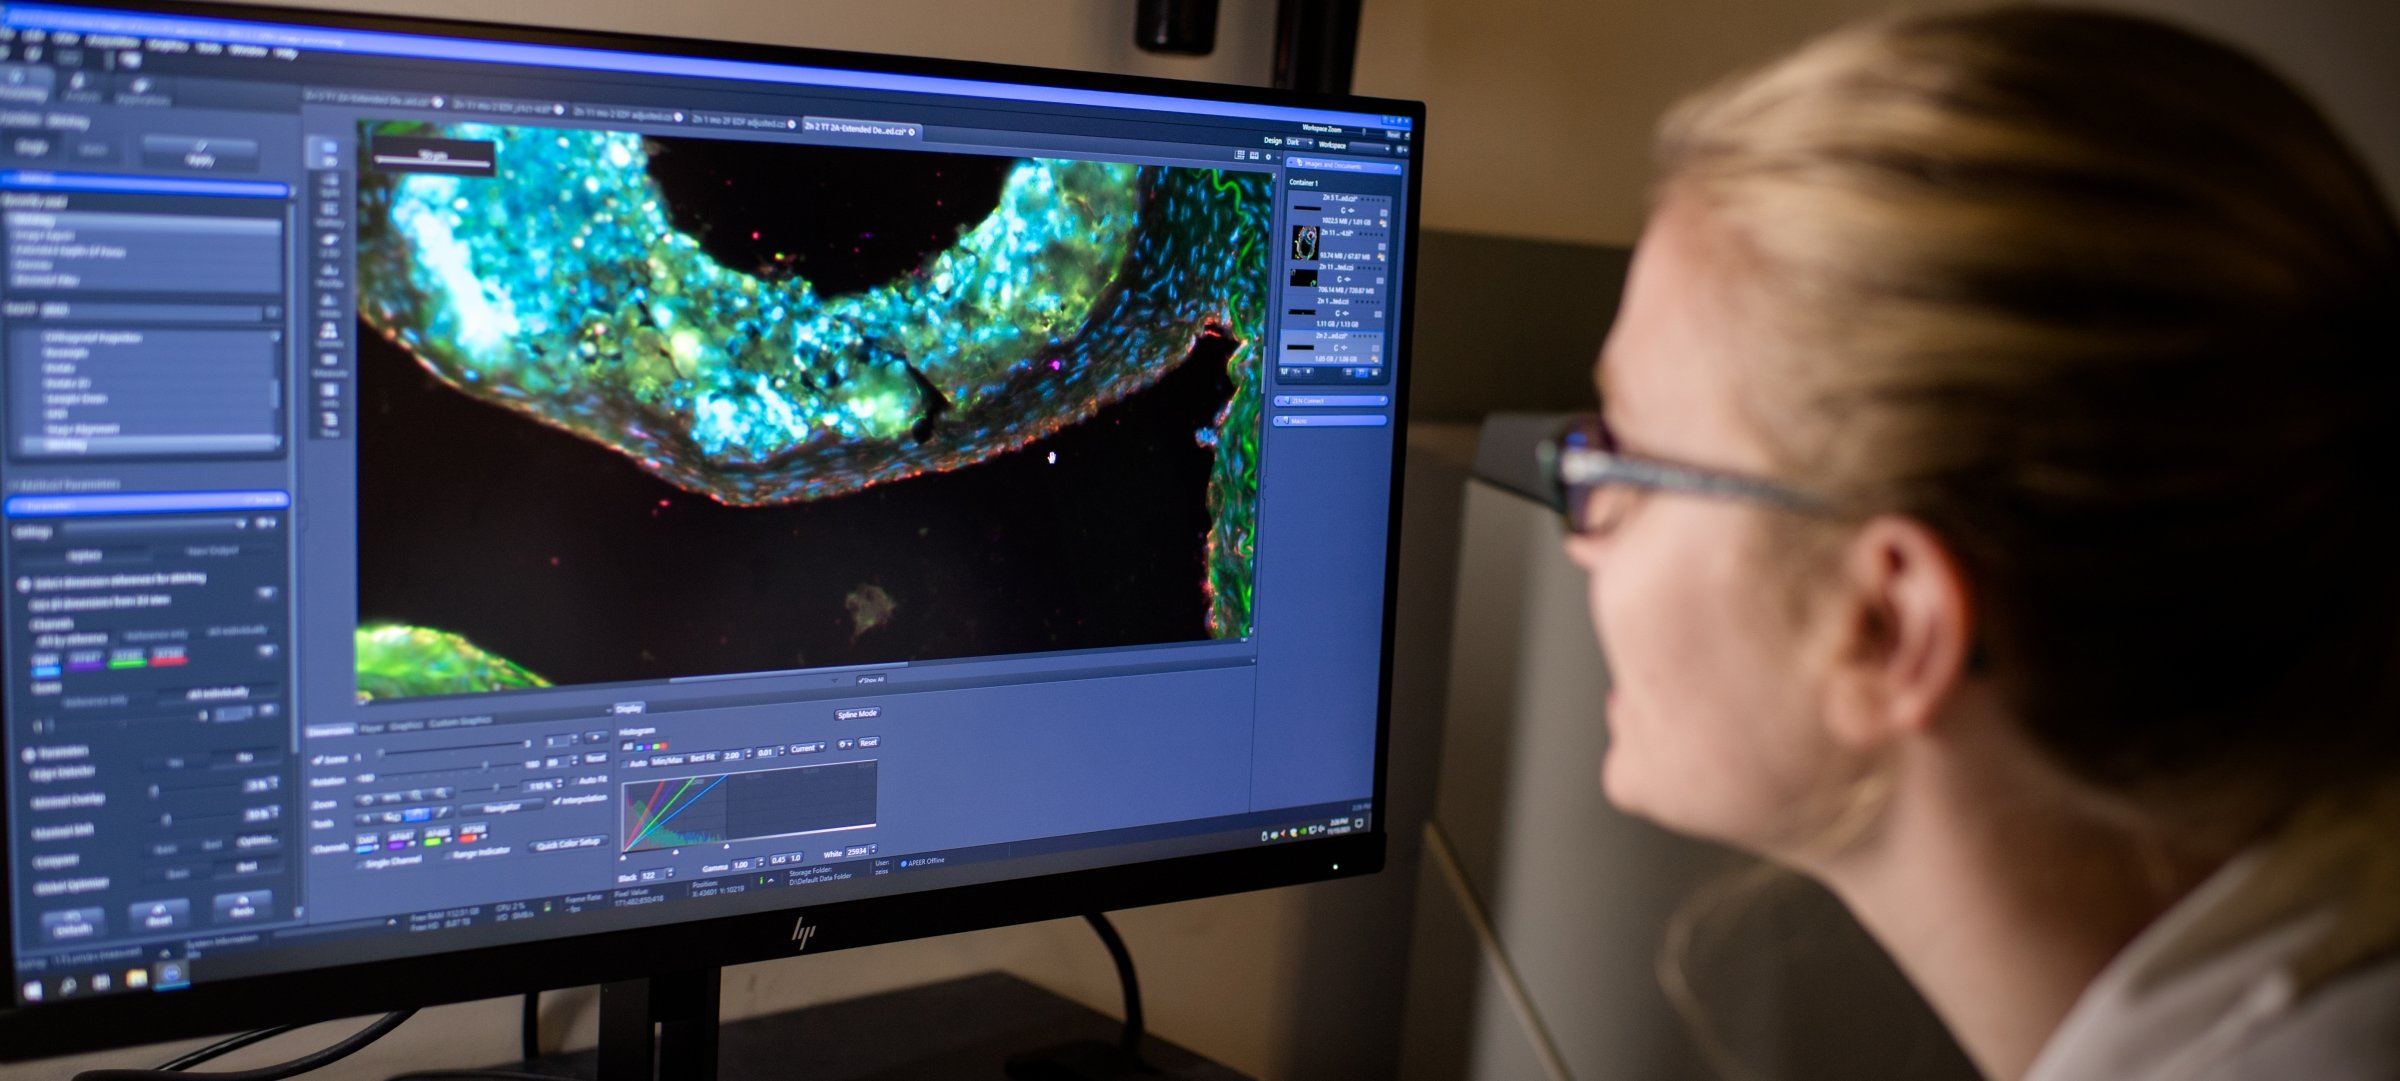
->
[0, 4, 1411, 1005]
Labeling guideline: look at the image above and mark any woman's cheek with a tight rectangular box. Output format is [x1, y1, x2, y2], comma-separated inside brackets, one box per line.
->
[1593, 541, 1680, 820]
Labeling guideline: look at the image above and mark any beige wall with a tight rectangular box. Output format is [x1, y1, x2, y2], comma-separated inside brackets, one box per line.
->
[1354, 0, 1951, 245]
[1355, 0, 2400, 246]
[231, 0, 2400, 251]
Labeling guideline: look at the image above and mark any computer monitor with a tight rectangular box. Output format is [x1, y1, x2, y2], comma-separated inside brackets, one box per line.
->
[0, 0, 1419, 1067]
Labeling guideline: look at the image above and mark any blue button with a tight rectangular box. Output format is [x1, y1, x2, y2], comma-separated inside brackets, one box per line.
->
[212, 890, 272, 924]
[129, 898, 191, 933]
[1270, 414, 1389, 428]
[1272, 394, 1389, 408]
[39, 907, 104, 943]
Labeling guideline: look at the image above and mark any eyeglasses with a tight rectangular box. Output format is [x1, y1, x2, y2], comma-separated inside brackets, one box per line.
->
[1538, 412, 1834, 535]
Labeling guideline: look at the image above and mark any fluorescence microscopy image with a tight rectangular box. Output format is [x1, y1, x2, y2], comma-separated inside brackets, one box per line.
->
[354, 121, 1269, 699]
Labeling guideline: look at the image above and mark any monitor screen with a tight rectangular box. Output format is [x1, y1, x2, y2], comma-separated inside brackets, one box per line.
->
[0, 0, 1417, 1056]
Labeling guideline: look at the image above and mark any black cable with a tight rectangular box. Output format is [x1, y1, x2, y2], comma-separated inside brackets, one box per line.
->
[1083, 912, 1144, 1055]
[73, 1010, 417, 1081]
[518, 991, 540, 1063]
[156, 1026, 302, 1072]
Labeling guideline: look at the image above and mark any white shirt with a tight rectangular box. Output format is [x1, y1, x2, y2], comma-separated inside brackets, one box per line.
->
[2026, 793, 2400, 1081]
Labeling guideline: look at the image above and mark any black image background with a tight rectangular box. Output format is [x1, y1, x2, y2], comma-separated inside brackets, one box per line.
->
[356, 138, 1241, 693]
[642, 138, 1015, 295]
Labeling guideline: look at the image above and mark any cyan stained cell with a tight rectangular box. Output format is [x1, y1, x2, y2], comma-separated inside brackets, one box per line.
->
[358, 123, 1267, 509]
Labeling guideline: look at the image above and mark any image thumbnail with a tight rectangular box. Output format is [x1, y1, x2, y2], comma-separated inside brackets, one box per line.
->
[353, 121, 1270, 699]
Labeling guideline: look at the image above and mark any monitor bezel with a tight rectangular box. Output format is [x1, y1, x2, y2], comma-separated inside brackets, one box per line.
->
[0, 0, 1420, 1061]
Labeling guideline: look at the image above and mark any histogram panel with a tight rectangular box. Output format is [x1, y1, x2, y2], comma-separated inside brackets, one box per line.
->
[623, 761, 879, 853]
[622, 774, 732, 850]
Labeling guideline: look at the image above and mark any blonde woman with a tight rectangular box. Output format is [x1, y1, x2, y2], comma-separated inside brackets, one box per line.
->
[1547, 7, 2400, 1079]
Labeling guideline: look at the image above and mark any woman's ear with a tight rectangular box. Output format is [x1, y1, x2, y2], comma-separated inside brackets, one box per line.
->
[1820, 516, 1975, 748]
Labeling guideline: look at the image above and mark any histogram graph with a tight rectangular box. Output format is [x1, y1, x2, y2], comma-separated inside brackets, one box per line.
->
[622, 761, 879, 853]
[623, 774, 733, 850]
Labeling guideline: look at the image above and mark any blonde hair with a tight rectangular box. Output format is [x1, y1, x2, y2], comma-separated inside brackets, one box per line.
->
[1653, 7, 2400, 809]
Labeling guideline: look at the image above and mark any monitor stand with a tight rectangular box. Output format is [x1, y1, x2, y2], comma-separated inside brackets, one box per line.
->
[597, 968, 722, 1081]
[534, 970, 1244, 1081]
[1002, 1038, 1158, 1080]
